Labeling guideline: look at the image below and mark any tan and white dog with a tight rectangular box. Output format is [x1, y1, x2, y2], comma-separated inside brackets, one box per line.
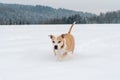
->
[49, 22, 75, 60]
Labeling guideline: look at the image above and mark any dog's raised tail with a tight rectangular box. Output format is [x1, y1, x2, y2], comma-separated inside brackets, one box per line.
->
[68, 22, 76, 34]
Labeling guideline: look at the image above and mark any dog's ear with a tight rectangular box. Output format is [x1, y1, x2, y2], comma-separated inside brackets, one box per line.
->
[61, 34, 65, 38]
[48, 35, 55, 39]
[49, 35, 53, 39]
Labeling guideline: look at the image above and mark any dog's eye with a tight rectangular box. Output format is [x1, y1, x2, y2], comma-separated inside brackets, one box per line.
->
[53, 41, 55, 43]
[58, 41, 61, 43]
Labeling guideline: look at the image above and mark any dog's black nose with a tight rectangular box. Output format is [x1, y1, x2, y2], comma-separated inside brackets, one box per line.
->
[54, 45, 58, 49]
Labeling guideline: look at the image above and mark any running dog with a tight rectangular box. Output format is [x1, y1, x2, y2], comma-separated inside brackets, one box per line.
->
[49, 22, 75, 60]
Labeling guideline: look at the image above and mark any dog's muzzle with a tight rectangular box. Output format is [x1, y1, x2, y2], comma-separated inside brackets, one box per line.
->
[54, 45, 58, 50]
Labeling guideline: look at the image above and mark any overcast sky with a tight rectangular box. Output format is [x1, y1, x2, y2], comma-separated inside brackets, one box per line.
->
[0, 0, 120, 14]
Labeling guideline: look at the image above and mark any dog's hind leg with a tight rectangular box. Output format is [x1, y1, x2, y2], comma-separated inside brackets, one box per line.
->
[71, 50, 74, 54]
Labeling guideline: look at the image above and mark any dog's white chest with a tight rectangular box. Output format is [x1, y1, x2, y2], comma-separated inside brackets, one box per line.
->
[55, 49, 66, 55]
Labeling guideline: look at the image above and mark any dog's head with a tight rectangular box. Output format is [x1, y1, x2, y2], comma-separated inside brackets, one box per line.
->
[49, 34, 65, 50]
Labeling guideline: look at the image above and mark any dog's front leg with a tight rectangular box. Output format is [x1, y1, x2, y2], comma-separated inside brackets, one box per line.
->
[60, 52, 68, 60]
[53, 50, 57, 56]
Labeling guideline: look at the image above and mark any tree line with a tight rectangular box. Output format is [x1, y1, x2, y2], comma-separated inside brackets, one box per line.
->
[0, 3, 120, 24]
[46, 10, 120, 24]
[0, 3, 93, 25]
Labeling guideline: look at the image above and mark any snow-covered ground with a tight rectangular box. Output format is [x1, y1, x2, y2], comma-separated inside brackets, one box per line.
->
[0, 24, 120, 80]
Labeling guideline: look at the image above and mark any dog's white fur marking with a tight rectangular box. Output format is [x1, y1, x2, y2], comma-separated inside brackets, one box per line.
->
[53, 38, 67, 60]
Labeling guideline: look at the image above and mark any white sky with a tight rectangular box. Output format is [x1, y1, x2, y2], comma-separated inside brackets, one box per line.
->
[0, 0, 120, 14]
